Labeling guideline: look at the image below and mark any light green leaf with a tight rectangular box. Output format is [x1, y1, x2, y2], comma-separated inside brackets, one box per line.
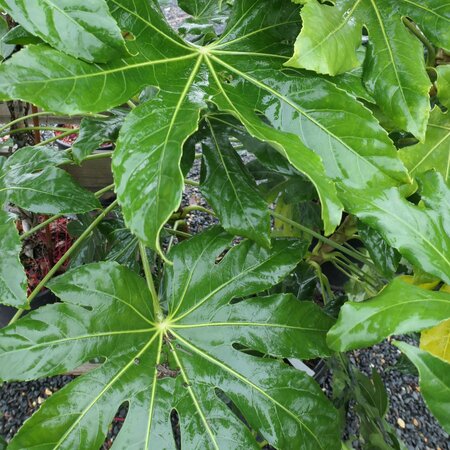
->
[421, 318, 450, 363]
[0, 209, 27, 308]
[0, 0, 128, 63]
[1, 146, 100, 214]
[112, 73, 204, 257]
[72, 109, 127, 163]
[399, 108, 450, 183]
[327, 278, 450, 351]
[437, 65, 450, 109]
[290, 0, 435, 139]
[0, 15, 14, 60]
[200, 121, 270, 246]
[285, 0, 362, 75]
[1, 229, 340, 449]
[343, 172, 450, 284]
[394, 341, 450, 433]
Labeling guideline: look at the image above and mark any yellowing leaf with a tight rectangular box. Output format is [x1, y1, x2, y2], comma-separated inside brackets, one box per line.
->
[421, 319, 450, 363]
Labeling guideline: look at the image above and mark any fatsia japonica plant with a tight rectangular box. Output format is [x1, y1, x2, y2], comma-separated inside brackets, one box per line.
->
[0, 0, 449, 448]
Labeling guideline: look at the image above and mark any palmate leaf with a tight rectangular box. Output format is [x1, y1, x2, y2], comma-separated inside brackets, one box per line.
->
[0, 0, 128, 63]
[288, 0, 450, 139]
[327, 278, 450, 351]
[0, 146, 100, 214]
[0, 0, 409, 246]
[437, 65, 450, 108]
[71, 108, 128, 163]
[343, 171, 450, 284]
[200, 121, 271, 247]
[0, 228, 340, 449]
[394, 341, 450, 434]
[399, 108, 450, 183]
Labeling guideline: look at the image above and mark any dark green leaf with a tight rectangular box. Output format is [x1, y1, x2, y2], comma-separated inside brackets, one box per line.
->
[2, 24, 43, 45]
[358, 222, 400, 278]
[1, 147, 100, 214]
[343, 172, 450, 284]
[437, 65, 450, 108]
[1, 229, 340, 449]
[0, 0, 128, 62]
[71, 109, 127, 163]
[200, 122, 270, 246]
[327, 278, 450, 351]
[394, 341, 450, 433]
[0, 209, 27, 308]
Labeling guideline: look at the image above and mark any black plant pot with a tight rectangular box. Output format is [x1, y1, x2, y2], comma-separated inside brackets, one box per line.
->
[0, 290, 58, 328]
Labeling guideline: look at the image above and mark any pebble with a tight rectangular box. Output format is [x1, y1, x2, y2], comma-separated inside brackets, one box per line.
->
[397, 418, 406, 429]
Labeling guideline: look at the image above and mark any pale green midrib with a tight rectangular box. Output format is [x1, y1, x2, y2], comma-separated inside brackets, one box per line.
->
[0, 185, 88, 202]
[410, 130, 450, 174]
[172, 331, 324, 450]
[329, 297, 450, 348]
[153, 55, 203, 257]
[207, 119, 261, 236]
[52, 332, 161, 450]
[36, 0, 111, 50]
[173, 322, 328, 332]
[144, 333, 163, 449]
[169, 232, 226, 319]
[368, 0, 409, 108]
[211, 50, 289, 60]
[0, 328, 155, 357]
[208, 54, 398, 180]
[428, 124, 450, 132]
[401, 0, 450, 23]
[170, 339, 220, 450]
[213, 0, 260, 47]
[9, 54, 197, 85]
[298, 0, 362, 60]
[173, 244, 290, 323]
[108, 0, 193, 51]
[213, 20, 300, 50]
[365, 197, 450, 272]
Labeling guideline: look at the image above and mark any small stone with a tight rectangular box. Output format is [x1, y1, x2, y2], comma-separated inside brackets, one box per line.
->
[44, 388, 52, 396]
[397, 418, 406, 429]
[37, 397, 45, 405]
[413, 418, 419, 427]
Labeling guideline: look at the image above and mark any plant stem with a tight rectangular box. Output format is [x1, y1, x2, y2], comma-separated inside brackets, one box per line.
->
[184, 179, 200, 187]
[20, 183, 115, 240]
[139, 242, 162, 320]
[0, 126, 73, 138]
[0, 111, 59, 134]
[9, 200, 119, 324]
[272, 212, 373, 267]
[181, 205, 215, 217]
[39, 129, 79, 146]
[402, 18, 436, 66]
[127, 100, 137, 109]
[81, 151, 114, 161]
[164, 227, 192, 238]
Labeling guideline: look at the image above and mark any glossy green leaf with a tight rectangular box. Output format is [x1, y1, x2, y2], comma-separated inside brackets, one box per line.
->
[1, 229, 340, 449]
[71, 109, 127, 163]
[0, 146, 100, 214]
[394, 341, 450, 433]
[327, 278, 450, 351]
[286, 0, 361, 75]
[343, 172, 450, 284]
[437, 65, 450, 109]
[421, 318, 450, 363]
[0, 209, 27, 308]
[0, 0, 128, 62]
[1, 24, 43, 45]
[200, 122, 270, 246]
[112, 82, 203, 257]
[0, 15, 14, 60]
[289, 0, 436, 139]
[399, 108, 450, 183]
[358, 222, 400, 278]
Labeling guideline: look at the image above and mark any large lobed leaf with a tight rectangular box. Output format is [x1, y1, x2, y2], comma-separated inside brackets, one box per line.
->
[0, 0, 128, 63]
[0, 228, 340, 449]
[287, 0, 450, 139]
[327, 278, 450, 351]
